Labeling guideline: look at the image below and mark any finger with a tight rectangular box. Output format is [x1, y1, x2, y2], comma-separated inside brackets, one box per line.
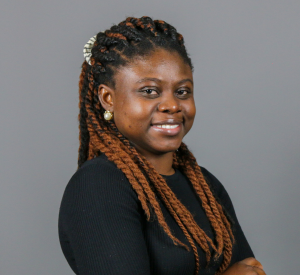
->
[240, 257, 264, 270]
[240, 257, 258, 265]
[253, 265, 267, 275]
[252, 260, 264, 270]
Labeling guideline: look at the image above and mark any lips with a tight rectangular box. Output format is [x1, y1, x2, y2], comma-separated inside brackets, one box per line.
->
[151, 119, 183, 136]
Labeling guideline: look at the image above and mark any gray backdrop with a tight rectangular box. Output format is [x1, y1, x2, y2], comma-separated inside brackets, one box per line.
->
[1, 0, 299, 274]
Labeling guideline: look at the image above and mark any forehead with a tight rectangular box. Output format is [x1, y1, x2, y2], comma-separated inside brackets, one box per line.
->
[113, 49, 193, 87]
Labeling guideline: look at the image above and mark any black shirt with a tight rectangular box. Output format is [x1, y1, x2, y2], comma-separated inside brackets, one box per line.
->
[59, 154, 254, 275]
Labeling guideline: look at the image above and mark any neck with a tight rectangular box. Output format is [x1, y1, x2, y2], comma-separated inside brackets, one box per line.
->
[136, 149, 175, 176]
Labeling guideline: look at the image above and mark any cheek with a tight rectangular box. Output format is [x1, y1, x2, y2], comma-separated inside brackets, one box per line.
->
[113, 98, 150, 133]
[118, 97, 154, 123]
[183, 102, 196, 131]
[185, 101, 196, 119]
[116, 95, 145, 115]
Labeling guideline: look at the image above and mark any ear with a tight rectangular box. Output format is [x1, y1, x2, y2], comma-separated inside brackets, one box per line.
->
[98, 84, 115, 112]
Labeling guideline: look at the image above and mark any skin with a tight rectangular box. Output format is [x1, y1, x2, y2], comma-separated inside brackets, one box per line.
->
[98, 48, 266, 274]
[98, 48, 195, 175]
[223, 257, 267, 275]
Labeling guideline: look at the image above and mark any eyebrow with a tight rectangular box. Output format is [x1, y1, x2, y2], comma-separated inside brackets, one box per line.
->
[136, 77, 162, 84]
[178, 78, 193, 85]
[136, 77, 193, 85]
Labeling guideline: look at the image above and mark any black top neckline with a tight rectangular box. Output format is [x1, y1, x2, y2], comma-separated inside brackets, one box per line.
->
[161, 169, 181, 181]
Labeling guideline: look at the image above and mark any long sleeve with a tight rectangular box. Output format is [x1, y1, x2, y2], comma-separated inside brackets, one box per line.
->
[58, 157, 151, 275]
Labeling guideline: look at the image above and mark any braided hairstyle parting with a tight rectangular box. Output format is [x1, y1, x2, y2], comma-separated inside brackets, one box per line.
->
[78, 16, 234, 275]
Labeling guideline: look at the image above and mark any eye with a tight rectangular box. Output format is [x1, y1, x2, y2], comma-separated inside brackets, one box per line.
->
[176, 89, 191, 97]
[141, 88, 159, 95]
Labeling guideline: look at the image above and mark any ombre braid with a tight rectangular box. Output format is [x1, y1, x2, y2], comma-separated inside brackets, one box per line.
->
[78, 16, 234, 275]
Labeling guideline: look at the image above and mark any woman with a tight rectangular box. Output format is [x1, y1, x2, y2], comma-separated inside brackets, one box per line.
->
[59, 16, 266, 275]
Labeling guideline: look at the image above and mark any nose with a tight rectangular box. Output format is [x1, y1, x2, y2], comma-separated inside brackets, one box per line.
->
[157, 93, 181, 114]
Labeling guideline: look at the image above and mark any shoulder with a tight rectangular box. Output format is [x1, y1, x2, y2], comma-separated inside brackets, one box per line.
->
[199, 166, 225, 195]
[60, 154, 139, 217]
[66, 154, 131, 192]
[199, 166, 233, 210]
[70, 153, 125, 184]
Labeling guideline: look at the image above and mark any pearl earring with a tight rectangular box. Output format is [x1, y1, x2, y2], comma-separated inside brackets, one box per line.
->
[104, 110, 113, 121]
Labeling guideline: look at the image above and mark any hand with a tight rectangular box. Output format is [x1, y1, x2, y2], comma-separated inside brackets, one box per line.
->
[222, 257, 266, 275]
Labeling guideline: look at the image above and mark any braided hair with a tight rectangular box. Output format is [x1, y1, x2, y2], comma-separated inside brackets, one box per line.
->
[78, 16, 234, 275]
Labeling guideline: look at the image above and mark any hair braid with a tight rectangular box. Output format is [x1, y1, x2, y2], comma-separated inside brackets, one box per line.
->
[176, 144, 225, 255]
[78, 61, 92, 167]
[77, 16, 234, 275]
[122, 146, 216, 259]
[182, 162, 225, 255]
[176, 143, 235, 273]
[138, 155, 213, 270]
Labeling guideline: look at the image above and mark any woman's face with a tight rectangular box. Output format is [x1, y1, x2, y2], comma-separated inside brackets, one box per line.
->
[102, 48, 196, 157]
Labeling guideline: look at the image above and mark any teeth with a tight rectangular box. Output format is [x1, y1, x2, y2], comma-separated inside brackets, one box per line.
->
[156, 124, 179, 129]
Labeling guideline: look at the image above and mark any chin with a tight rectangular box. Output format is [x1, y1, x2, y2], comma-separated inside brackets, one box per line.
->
[153, 143, 181, 154]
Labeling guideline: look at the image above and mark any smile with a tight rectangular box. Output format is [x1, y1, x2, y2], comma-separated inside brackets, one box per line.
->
[151, 123, 182, 136]
[155, 124, 180, 129]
